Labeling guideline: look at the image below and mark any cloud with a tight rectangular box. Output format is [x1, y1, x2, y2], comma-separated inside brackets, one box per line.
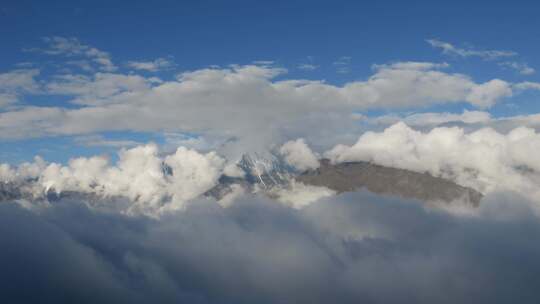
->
[0, 156, 46, 183]
[333, 56, 352, 74]
[374, 61, 449, 70]
[0, 63, 521, 151]
[326, 122, 540, 210]
[27, 36, 117, 71]
[0, 69, 40, 107]
[126, 57, 175, 72]
[269, 180, 335, 209]
[370, 110, 492, 127]
[66, 60, 95, 72]
[279, 138, 320, 171]
[466, 79, 512, 108]
[73, 134, 141, 148]
[513, 81, 540, 91]
[350, 62, 511, 108]
[1, 190, 540, 303]
[0, 144, 228, 217]
[499, 61, 535, 75]
[45, 73, 158, 105]
[297, 63, 319, 71]
[427, 39, 517, 60]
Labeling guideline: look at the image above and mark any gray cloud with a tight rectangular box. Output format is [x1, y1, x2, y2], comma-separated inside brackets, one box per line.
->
[0, 63, 519, 154]
[1, 190, 540, 303]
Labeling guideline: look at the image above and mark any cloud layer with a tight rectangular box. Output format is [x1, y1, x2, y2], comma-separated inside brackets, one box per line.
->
[2, 190, 540, 303]
[0, 61, 528, 157]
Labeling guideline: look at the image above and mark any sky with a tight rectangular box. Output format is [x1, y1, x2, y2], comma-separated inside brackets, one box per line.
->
[2, 0, 540, 163]
[5, 2, 540, 303]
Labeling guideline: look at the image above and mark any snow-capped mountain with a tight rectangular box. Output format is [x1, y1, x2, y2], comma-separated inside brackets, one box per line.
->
[1, 152, 482, 212]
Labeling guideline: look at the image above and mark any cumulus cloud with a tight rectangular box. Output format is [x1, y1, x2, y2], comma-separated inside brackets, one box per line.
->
[1, 190, 540, 303]
[466, 79, 512, 108]
[0, 156, 46, 183]
[1, 144, 226, 216]
[326, 122, 540, 210]
[279, 138, 320, 171]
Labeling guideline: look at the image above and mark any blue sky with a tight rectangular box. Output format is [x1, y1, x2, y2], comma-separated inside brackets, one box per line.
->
[2, 0, 540, 163]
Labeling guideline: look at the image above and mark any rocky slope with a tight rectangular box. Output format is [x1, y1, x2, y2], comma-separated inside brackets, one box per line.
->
[297, 159, 482, 206]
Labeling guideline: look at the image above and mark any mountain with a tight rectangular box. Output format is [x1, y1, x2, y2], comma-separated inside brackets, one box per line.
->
[297, 159, 482, 207]
[0, 153, 483, 209]
[206, 155, 483, 207]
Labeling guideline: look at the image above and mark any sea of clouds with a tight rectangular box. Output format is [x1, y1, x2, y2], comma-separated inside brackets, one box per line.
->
[2, 190, 539, 304]
[2, 123, 540, 303]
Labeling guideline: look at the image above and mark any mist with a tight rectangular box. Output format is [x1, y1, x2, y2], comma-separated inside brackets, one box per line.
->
[2, 191, 540, 304]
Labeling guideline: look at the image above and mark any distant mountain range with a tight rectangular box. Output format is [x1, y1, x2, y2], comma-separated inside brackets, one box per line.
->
[1, 154, 482, 209]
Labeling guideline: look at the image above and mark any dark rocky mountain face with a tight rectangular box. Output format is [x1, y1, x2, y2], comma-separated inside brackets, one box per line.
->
[297, 159, 483, 207]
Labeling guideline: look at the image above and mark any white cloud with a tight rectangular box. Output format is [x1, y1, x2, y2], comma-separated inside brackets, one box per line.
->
[126, 57, 174, 72]
[0, 69, 40, 107]
[427, 39, 517, 60]
[270, 180, 335, 209]
[0, 156, 46, 183]
[374, 61, 449, 70]
[346, 62, 511, 108]
[499, 61, 535, 75]
[466, 79, 512, 108]
[298, 63, 319, 71]
[333, 56, 351, 65]
[28, 36, 117, 71]
[370, 110, 492, 127]
[513, 81, 540, 91]
[279, 138, 320, 171]
[223, 163, 245, 178]
[0, 62, 530, 154]
[45, 73, 156, 105]
[333, 56, 352, 74]
[326, 122, 540, 210]
[31, 144, 226, 217]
